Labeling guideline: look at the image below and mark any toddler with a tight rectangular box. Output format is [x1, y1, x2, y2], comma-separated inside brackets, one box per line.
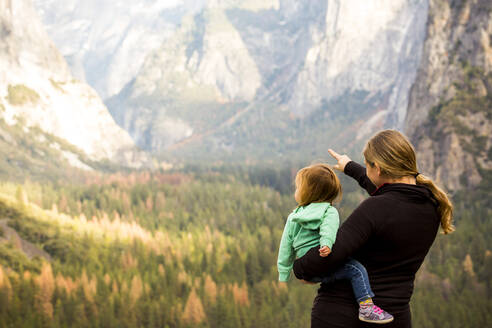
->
[277, 164, 393, 324]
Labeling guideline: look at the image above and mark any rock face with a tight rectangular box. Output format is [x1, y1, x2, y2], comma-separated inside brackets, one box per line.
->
[0, 0, 150, 167]
[405, 0, 492, 191]
[288, 0, 428, 124]
[32, 0, 207, 100]
[102, 0, 429, 155]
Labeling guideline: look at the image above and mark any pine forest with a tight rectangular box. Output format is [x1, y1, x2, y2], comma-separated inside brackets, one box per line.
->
[0, 166, 489, 328]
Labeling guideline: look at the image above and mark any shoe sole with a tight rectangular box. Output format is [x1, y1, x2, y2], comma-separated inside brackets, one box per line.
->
[359, 316, 394, 324]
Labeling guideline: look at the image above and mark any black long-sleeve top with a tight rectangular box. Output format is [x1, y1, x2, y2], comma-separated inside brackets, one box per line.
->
[293, 161, 440, 327]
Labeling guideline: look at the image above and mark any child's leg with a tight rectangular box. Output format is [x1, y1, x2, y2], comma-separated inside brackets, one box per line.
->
[332, 259, 393, 324]
[342, 259, 375, 303]
[309, 259, 374, 292]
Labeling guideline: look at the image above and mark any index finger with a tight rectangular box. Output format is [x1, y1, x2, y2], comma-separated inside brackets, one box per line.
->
[328, 149, 341, 160]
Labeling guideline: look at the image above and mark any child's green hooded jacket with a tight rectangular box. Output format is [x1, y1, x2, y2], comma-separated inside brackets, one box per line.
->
[277, 202, 339, 282]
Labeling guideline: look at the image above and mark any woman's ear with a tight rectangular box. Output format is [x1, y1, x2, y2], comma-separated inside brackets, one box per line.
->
[374, 162, 382, 176]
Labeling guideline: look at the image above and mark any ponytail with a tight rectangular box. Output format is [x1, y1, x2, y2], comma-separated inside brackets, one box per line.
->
[364, 130, 455, 235]
[416, 174, 455, 234]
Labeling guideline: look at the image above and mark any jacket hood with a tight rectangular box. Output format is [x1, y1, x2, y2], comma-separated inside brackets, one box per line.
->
[372, 183, 438, 206]
[290, 202, 331, 230]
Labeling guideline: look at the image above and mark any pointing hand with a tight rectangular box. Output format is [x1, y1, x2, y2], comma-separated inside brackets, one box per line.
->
[328, 149, 351, 172]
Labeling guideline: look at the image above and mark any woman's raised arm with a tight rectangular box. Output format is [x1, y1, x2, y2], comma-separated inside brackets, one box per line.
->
[344, 161, 377, 195]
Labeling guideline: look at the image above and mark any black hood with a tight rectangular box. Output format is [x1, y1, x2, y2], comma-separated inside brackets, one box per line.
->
[371, 183, 438, 206]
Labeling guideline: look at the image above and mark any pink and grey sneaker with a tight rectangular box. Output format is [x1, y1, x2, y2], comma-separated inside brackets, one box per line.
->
[359, 304, 394, 324]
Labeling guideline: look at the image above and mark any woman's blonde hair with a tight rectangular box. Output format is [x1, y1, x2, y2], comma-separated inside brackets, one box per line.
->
[363, 129, 454, 234]
[295, 164, 342, 206]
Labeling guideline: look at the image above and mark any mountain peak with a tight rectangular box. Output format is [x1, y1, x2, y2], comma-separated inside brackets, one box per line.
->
[0, 0, 150, 168]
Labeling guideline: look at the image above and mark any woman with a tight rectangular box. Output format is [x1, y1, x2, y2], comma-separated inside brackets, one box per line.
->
[293, 130, 454, 327]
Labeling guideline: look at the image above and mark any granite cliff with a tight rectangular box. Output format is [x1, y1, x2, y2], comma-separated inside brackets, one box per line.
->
[0, 0, 150, 169]
[104, 0, 429, 158]
[405, 0, 492, 191]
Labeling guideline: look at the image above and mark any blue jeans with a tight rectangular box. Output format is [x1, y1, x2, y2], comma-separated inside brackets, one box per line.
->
[310, 258, 375, 303]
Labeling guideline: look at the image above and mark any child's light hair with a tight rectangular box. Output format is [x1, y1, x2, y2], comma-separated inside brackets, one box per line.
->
[363, 129, 455, 234]
[295, 164, 342, 206]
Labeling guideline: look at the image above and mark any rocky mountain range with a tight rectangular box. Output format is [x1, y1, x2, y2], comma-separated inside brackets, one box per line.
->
[0, 0, 150, 169]
[9, 0, 491, 192]
[35, 0, 429, 162]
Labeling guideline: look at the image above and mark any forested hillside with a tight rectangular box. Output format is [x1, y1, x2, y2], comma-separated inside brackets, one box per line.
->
[0, 168, 489, 327]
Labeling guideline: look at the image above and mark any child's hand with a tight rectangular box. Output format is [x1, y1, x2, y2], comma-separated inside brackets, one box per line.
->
[319, 246, 331, 257]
